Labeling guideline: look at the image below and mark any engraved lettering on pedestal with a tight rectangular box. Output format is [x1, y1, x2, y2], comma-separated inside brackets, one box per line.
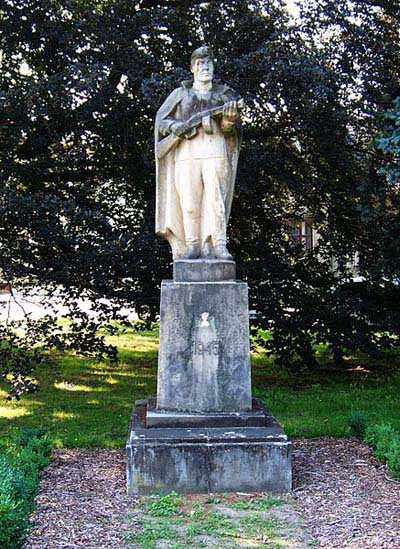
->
[192, 339, 220, 355]
[191, 312, 220, 410]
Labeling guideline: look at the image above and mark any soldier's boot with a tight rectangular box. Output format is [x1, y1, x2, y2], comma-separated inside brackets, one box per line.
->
[213, 243, 233, 261]
[200, 241, 215, 259]
[182, 244, 201, 260]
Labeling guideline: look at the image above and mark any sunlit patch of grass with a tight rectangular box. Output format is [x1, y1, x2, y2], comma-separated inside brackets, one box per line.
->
[232, 497, 286, 511]
[108, 330, 159, 354]
[0, 405, 30, 419]
[54, 381, 97, 392]
[0, 328, 158, 448]
[104, 376, 119, 385]
[52, 411, 75, 420]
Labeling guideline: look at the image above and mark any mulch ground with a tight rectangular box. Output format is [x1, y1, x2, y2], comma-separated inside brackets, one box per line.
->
[292, 438, 400, 548]
[25, 438, 400, 548]
[25, 450, 137, 548]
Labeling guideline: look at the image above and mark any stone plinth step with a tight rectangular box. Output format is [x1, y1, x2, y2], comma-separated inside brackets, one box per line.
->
[173, 259, 236, 282]
[144, 397, 281, 429]
[126, 398, 292, 495]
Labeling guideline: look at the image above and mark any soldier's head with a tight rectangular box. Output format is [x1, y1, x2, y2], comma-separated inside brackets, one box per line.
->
[190, 46, 214, 84]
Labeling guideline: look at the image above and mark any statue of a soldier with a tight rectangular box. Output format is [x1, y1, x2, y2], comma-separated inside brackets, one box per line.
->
[155, 46, 242, 260]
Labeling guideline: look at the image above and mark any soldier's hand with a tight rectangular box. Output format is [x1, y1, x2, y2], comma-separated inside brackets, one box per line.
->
[171, 121, 190, 137]
[222, 100, 238, 122]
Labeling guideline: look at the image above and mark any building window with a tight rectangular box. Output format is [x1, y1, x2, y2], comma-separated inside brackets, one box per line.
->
[290, 219, 314, 250]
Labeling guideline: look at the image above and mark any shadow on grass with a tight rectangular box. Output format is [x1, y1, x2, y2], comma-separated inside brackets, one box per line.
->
[0, 329, 159, 448]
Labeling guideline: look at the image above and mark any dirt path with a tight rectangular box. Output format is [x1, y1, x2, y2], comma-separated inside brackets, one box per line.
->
[25, 439, 400, 548]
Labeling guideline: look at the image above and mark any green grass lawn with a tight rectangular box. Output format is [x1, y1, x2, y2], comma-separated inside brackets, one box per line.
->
[1, 328, 399, 448]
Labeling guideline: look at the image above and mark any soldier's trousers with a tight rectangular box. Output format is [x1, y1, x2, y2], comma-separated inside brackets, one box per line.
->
[174, 156, 228, 247]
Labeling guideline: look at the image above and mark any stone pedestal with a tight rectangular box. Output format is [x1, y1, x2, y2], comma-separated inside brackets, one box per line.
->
[157, 278, 252, 412]
[126, 259, 292, 495]
[127, 397, 291, 495]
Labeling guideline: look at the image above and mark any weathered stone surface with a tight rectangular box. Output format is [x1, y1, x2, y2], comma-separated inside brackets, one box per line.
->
[147, 409, 266, 429]
[147, 397, 276, 428]
[155, 46, 241, 261]
[173, 259, 236, 282]
[157, 279, 252, 412]
[128, 44, 292, 497]
[126, 399, 292, 495]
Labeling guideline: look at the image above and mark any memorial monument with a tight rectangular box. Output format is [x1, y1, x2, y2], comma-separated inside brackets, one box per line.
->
[126, 46, 291, 494]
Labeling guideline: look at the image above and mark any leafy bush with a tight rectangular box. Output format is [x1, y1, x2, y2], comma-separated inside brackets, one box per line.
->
[0, 429, 52, 549]
[364, 422, 400, 479]
[14, 427, 47, 447]
[348, 411, 367, 440]
[386, 439, 400, 479]
[0, 457, 31, 545]
[364, 423, 397, 462]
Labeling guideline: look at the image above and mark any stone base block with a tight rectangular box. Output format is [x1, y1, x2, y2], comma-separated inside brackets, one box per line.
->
[173, 259, 236, 282]
[126, 398, 292, 495]
[157, 279, 252, 412]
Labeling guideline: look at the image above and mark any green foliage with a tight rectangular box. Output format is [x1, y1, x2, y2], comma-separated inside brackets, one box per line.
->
[147, 492, 181, 517]
[0, 320, 62, 399]
[373, 96, 400, 281]
[14, 426, 47, 447]
[348, 411, 367, 440]
[232, 496, 285, 511]
[131, 492, 294, 548]
[0, 429, 52, 548]
[377, 97, 400, 187]
[386, 439, 400, 479]
[204, 496, 221, 505]
[364, 423, 397, 461]
[0, 0, 399, 392]
[364, 422, 400, 479]
[135, 518, 176, 548]
[0, 456, 30, 546]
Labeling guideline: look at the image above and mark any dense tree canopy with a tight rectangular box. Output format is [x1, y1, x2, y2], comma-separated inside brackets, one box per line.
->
[0, 0, 399, 395]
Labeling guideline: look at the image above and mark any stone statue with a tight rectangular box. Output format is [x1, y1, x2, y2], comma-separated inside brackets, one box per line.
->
[128, 47, 292, 495]
[155, 46, 242, 260]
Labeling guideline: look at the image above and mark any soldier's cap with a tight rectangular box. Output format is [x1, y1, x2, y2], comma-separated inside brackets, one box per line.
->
[190, 46, 214, 67]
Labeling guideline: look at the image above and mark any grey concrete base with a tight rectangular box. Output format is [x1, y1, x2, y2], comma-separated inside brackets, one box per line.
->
[157, 279, 252, 412]
[144, 396, 277, 428]
[126, 398, 292, 495]
[174, 259, 236, 282]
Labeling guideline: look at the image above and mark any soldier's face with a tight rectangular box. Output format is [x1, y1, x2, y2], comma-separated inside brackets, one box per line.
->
[192, 56, 214, 83]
